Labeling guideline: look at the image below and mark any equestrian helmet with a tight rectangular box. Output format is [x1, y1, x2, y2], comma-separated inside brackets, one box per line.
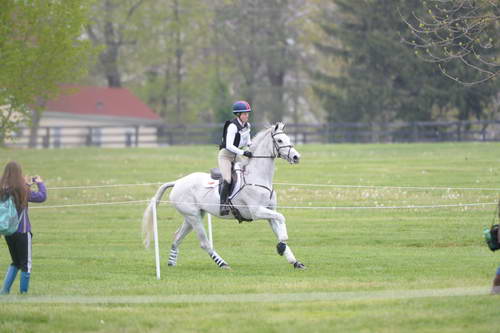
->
[232, 101, 252, 114]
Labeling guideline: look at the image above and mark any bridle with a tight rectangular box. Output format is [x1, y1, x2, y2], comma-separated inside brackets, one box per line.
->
[252, 131, 294, 160]
[229, 129, 295, 222]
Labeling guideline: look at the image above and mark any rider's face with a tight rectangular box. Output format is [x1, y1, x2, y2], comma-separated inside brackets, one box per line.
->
[238, 112, 249, 123]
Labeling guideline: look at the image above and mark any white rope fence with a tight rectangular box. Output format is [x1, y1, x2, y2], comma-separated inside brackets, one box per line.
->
[47, 182, 164, 190]
[273, 183, 500, 192]
[31, 181, 499, 211]
[30, 200, 498, 210]
[46, 181, 500, 192]
[32, 181, 500, 280]
[30, 200, 149, 209]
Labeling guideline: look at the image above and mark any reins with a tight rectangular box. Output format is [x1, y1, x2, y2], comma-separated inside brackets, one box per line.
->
[227, 126, 293, 222]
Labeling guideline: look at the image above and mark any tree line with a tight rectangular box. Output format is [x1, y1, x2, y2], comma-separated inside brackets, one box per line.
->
[1, 0, 499, 144]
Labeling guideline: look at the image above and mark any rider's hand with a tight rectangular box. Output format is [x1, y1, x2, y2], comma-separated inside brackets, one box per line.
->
[243, 151, 253, 158]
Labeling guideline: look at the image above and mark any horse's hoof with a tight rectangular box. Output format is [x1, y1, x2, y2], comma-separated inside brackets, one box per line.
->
[221, 264, 232, 270]
[293, 261, 306, 269]
[167, 262, 176, 267]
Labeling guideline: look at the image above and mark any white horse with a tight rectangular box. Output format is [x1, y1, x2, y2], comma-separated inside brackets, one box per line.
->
[142, 122, 305, 269]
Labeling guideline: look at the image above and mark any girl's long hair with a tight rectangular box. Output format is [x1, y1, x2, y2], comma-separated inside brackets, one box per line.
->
[0, 161, 28, 211]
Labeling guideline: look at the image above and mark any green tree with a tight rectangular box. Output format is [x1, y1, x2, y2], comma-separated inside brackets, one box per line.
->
[312, 0, 499, 127]
[84, 0, 315, 127]
[216, 0, 305, 123]
[86, 0, 147, 88]
[128, 0, 216, 125]
[211, 5, 234, 127]
[209, 78, 232, 144]
[0, 0, 96, 145]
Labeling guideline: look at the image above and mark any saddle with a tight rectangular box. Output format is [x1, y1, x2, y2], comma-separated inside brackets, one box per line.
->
[210, 167, 238, 196]
[209, 165, 252, 223]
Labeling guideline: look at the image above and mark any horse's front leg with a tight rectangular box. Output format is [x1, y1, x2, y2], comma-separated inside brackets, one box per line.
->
[254, 207, 305, 269]
[269, 219, 305, 269]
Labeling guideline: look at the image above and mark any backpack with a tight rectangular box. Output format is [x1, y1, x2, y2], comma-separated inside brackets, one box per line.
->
[484, 200, 500, 252]
[484, 224, 500, 252]
[0, 196, 20, 236]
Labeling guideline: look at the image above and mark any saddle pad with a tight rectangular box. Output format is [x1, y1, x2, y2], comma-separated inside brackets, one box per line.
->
[203, 169, 243, 199]
[203, 179, 219, 188]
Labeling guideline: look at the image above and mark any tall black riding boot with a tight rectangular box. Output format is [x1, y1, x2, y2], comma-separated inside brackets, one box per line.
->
[220, 180, 231, 216]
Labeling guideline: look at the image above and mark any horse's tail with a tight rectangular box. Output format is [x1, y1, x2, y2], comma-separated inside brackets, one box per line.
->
[142, 181, 176, 248]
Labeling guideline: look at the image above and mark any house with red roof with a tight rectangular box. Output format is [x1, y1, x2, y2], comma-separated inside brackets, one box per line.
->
[34, 86, 163, 147]
[43, 86, 161, 126]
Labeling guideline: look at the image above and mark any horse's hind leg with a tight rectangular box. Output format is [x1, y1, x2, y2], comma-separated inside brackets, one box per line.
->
[188, 215, 230, 269]
[168, 220, 193, 266]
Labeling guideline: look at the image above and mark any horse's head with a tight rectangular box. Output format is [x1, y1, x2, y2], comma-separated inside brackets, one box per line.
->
[271, 122, 300, 164]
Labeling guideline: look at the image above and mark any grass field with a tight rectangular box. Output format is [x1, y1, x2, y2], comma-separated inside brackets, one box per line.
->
[0, 142, 499, 332]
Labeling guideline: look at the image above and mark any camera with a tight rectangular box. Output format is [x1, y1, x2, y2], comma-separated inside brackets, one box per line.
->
[32, 177, 37, 183]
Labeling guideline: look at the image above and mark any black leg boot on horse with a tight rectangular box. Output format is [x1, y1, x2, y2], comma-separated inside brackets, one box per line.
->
[220, 180, 231, 216]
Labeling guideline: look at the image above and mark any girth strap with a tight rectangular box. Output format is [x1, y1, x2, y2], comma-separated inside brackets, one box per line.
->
[227, 179, 274, 223]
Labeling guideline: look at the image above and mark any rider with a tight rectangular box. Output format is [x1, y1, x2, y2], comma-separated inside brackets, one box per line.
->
[218, 101, 253, 215]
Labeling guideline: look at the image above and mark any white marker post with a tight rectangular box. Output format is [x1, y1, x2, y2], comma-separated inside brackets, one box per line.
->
[152, 200, 161, 280]
[207, 213, 214, 249]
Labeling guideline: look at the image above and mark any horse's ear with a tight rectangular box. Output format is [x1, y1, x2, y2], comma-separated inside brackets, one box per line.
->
[274, 123, 279, 131]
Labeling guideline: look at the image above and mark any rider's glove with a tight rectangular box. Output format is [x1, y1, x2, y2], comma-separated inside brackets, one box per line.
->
[243, 151, 253, 158]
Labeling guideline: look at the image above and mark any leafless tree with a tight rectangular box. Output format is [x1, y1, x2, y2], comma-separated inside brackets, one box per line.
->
[401, 0, 499, 86]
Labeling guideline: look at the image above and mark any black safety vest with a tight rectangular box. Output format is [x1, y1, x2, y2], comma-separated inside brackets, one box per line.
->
[219, 118, 249, 150]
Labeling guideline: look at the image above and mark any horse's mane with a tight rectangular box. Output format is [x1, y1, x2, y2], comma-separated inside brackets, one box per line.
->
[251, 125, 273, 149]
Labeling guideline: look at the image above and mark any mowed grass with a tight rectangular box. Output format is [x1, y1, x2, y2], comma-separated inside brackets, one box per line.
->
[0, 142, 500, 332]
